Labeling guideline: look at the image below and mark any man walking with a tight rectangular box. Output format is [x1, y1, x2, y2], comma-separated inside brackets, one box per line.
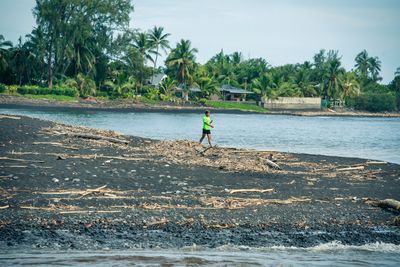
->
[199, 110, 213, 147]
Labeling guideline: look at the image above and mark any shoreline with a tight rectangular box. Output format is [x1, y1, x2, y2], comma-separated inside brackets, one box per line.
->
[0, 115, 399, 250]
[1, 94, 400, 117]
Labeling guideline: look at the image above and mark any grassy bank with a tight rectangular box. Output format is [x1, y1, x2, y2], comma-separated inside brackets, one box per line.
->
[205, 101, 267, 112]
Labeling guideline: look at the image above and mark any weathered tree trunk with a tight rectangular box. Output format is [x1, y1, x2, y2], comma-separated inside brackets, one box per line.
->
[65, 133, 129, 144]
[47, 39, 53, 89]
[375, 199, 400, 211]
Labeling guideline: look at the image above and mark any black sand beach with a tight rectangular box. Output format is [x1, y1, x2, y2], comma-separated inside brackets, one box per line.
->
[0, 114, 399, 250]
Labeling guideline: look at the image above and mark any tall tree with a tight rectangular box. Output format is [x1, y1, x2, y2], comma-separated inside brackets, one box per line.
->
[166, 39, 198, 100]
[355, 50, 370, 80]
[0, 35, 13, 72]
[322, 51, 345, 100]
[33, 0, 134, 88]
[148, 26, 170, 79]
[133, 32, 156, 64]
[354, 50, 382, 83]
[340, 72, 360, 101]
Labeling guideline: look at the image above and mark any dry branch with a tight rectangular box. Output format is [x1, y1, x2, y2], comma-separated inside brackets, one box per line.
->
[0, 115, 21, 120]
[226, 188, 275, 194]
[336, 166, 365, 171]
[0, 157, 44, 163]
[201, 196, 311, 209]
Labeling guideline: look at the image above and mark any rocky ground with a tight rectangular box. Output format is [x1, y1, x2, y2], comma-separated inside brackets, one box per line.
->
[0, 114, 399, 250]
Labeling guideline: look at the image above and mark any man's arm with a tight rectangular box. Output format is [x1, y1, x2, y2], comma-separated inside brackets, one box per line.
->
[204, 122, 214, 128]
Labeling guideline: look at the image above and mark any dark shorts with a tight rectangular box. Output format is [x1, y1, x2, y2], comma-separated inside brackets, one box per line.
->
[202, 129, 211, 134]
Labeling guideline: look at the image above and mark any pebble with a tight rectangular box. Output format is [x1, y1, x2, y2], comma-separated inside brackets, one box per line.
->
[72, 178, 80, 183]
[52, 178, 59, 183]
[64, 178, 70, 181]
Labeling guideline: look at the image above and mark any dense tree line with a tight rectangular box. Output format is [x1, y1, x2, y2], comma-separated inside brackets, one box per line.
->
[0, 0, 399, 111]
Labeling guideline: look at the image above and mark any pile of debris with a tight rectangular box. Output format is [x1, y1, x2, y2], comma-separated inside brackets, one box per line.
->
[42, 124, 129, 147]
[145, 140, 285, 173]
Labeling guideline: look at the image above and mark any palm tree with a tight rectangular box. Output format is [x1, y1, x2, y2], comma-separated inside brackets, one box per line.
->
[355, 50, 382, 82]
[159, 76, 176, 97]
[148, 26, 170, 79]
[355, 50, 369, 79]
[395, 67, 400, 77]
[368, 56, 381, 82]
[12, 37, 30, 85]
[166, 39, 198, 100]
[133, 32, 156, 64]
[230, 52, 242, 66]
[323, 57, 345, 100]
[0, 34, 12, 72]
[252, 73, 278, 100]
[196, 76, 218, 99]
[340, 72, 360, 102]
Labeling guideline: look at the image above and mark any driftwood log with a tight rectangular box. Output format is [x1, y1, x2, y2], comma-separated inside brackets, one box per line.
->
[374, 199, 400, 211]
[266, 159, 281, 170]
[65, 133, 129, 144]
[367, 198, 400, 212]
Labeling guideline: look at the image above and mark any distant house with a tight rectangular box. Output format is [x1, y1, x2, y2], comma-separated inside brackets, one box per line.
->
[147, 73, 167, 87]
[219, 84, 253, 101]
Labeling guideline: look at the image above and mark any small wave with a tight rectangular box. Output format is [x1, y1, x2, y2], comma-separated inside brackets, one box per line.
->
[308, 241, 400, 253]
[213, 241, 400, 254]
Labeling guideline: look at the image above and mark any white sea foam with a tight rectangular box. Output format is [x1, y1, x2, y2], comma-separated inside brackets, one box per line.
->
[213, 241, 400, 254]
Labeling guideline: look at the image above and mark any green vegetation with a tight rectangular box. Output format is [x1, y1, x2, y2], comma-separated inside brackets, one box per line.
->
[0, 1, 399, 112]
[205, 101, 267, 113]
[16, 85, 78, 97]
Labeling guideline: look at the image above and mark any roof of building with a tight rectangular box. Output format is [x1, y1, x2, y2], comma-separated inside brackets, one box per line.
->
[220, 84, 253, 94]
[148, 73, 167, 86]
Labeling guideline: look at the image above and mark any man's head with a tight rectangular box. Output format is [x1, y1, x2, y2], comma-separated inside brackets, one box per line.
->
[205, 110, 210, 117]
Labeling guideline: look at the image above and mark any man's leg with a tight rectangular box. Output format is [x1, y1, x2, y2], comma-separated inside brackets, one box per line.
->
[199, 133, 206, 143]
[207, 134, 212, 147]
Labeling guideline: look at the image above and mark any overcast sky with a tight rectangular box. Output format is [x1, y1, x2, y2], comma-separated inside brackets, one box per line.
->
[1, 0, 399, 83]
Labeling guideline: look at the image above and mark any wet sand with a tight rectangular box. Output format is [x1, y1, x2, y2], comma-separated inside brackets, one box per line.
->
[0, 115, 399, 250]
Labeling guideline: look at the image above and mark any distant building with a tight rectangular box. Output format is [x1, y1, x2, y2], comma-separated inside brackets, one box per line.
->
[219, 84, 254, 101]
[147, 73, 167, 87]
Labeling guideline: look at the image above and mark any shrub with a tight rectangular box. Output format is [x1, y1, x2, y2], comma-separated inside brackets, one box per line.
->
[141, 86, 159, 100]
[198, 98, 208, 106]
[349, 92, 397, 112]
[7, 85, 18, 94]
[0, 83, 6, 93]
[17, 85, 78, 97]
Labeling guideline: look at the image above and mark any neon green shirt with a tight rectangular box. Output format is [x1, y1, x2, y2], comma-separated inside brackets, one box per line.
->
[203, 116, 211, 130]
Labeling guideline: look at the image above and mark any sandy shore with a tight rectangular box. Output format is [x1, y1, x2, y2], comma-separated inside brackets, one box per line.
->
[1, 94, 400, 117]
[0, 115, 399, 250]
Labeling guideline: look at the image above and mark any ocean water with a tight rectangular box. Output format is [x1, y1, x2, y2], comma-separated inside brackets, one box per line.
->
[1, 242, 400, 266]
[1, 107, 399, 163]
